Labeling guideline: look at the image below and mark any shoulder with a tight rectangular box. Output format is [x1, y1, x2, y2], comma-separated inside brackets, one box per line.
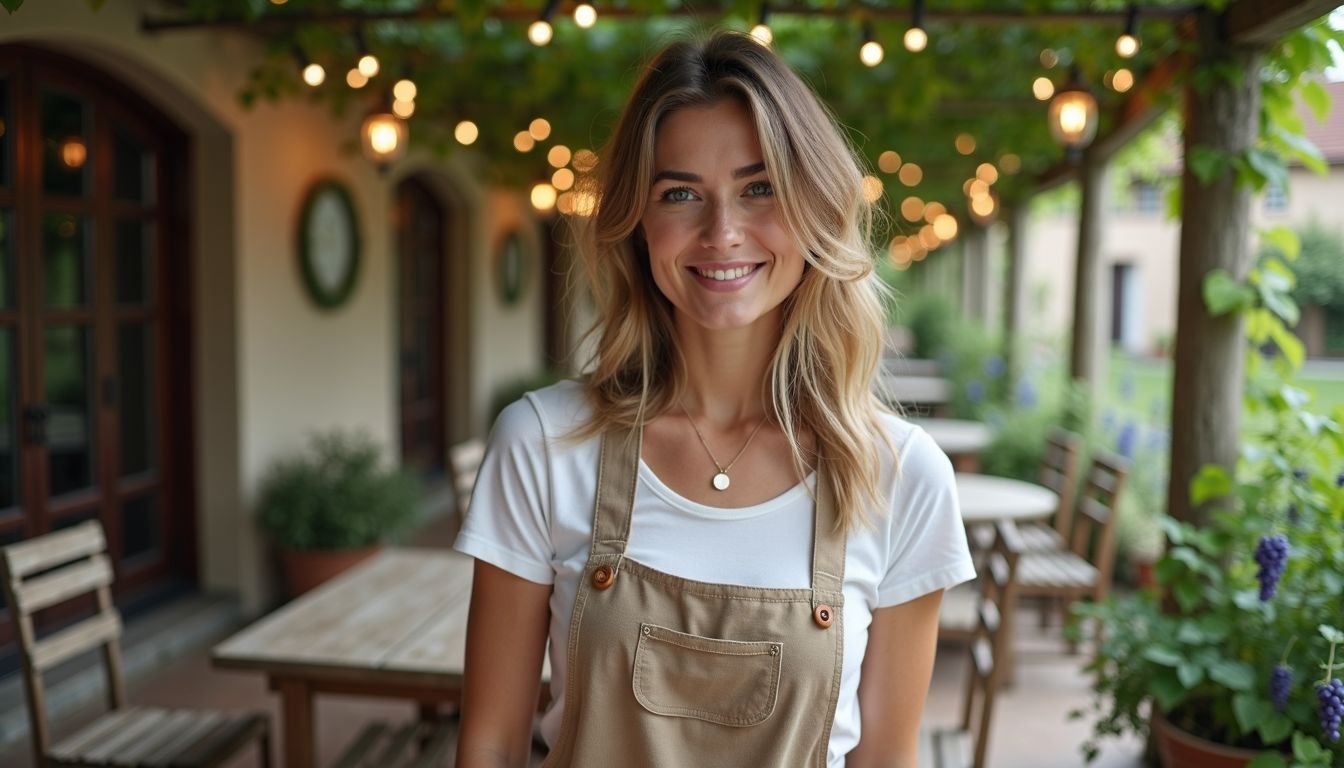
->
[492, 379, 591, 442]
[873, 413, 952, 480]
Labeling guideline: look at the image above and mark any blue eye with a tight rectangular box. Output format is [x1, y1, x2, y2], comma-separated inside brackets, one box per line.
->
[660, 187, 696, 202]
[745, 181, 774, 197]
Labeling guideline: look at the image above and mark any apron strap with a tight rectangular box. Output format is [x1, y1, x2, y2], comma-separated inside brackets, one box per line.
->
[811, 463, 847, 600]
[590, 425, 641, 557]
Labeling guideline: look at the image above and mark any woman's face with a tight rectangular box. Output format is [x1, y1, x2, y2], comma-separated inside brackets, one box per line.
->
[640, 97, 805, 334]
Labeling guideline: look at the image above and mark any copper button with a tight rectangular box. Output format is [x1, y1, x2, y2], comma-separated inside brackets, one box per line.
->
[592, 565, 615, 590]
[813, 604, 834, 628]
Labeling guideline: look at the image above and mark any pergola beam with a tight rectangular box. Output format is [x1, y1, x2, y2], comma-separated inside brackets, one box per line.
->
[1226, 0, 1340, 44]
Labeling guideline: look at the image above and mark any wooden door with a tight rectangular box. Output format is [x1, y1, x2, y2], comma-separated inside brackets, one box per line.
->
[396, 178, 446, 479]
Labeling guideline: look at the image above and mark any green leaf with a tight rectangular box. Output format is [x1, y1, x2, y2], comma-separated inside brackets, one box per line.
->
[1178, 661, 1206, 688]
[1300, 80, 1329, 121]
[1258, 712, 1294, 745]
[1143, 646, 1184, 668]
[1210, 659, 1256, 691]
[1260, 227, 1302, 261]
[1152, 669, 1189, 712]
[1320, 625, 1344, 644]
[1174, 579, 1202, 612]
[1190, 464, 1233, 506]
[1247, 753, 1287, 768]
[1189, 145, 1229, 185]
[0, 0, 23, 12]
[1269, 323, 1305, 370]
[1204, 270, 1256, 316]
[1292, 732, 1326, 762]
[1234, 693, 1271, 733]
[1272, 126, 1328, 176]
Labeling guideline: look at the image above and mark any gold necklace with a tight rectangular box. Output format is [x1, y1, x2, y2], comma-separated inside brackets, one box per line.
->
[678, 403, 769, 491]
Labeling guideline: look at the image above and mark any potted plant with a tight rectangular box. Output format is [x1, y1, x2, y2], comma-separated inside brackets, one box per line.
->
[1071, 375, 1344, 768]
[258, 429, 421, 598]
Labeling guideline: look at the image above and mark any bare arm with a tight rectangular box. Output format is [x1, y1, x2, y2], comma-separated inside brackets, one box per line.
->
[456, 559, 552, 768]
[845, 589, 944, 768]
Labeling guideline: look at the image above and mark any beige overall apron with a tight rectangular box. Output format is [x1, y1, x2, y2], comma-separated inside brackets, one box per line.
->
[542, 426, 846, 767]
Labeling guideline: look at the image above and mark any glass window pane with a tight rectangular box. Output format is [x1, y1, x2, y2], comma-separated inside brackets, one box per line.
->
[115, 220, 152, 306]
[0, 208, 11, 309]
[0, 329, 15, 510]
[113, 124, 155, 205]
[0, 78, 10, 188]
[44, 325, 95, 497]
[41, 88, 91, 198]
[121, 494, 159, 562]
[43, 213, 91, 309]
[118, 323, 156, 477]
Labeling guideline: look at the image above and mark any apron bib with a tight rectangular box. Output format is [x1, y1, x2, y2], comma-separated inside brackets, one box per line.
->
[542, 426, 846, 767]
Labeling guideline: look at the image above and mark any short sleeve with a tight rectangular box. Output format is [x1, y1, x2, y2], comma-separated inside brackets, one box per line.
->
[876, 428, 977, 607]
[452, 398, 554, 585]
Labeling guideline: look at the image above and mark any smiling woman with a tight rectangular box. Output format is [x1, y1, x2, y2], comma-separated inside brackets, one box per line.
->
[453, 31, 975, 768]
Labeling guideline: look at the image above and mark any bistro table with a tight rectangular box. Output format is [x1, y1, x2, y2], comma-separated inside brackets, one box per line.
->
[912, 418, 993, 472]
[212, 548, 500, 768]
[955, 472, 1059, 524]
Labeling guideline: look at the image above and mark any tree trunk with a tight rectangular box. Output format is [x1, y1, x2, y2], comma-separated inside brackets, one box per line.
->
[1069, 148, 1109, 408]
[1166, 9, 1263, 528]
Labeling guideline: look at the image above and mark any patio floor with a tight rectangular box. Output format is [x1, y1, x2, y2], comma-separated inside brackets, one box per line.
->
[0, 514, 1148, 767]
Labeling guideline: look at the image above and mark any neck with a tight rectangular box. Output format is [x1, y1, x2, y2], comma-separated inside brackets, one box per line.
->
[674, 311, 780, 426]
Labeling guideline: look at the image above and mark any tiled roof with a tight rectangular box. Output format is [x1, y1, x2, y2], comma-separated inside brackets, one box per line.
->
[1301, 79, 1344, 164]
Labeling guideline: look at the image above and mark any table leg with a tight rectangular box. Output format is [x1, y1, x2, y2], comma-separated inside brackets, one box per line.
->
[951, 453, 981, 473]
[276, 678, 316, 768]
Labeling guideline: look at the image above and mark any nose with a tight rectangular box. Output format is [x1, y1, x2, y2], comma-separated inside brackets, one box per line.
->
[699, 199, 745, 251]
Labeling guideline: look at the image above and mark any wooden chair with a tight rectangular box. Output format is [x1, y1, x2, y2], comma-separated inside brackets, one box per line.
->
[334, 720, 456, 768]
[0, 521, 271, 768]
[1017, 451, 1130, 639]
[448, 438, 486, 519]
[970, 428, 1082, 554]
[922, 520, 1024, 768]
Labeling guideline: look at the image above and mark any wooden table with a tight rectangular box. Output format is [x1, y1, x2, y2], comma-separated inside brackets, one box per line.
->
[955, 473, 1058, 524]
[913, 418, 993, 472]
[212, 549, 476, 768]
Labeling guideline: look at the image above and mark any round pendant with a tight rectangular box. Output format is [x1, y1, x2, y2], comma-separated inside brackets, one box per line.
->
[712, 472, 731, 491]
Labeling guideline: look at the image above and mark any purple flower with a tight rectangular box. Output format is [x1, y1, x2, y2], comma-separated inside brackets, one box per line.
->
[1317, 679, 1343, 743]
[1271, 664, 1294, 712]
[966, 380, 986, 404]
[984, 356, 1005, 378]
[1116, 421, 1138, 459]
[1253, 534, 1289, 602]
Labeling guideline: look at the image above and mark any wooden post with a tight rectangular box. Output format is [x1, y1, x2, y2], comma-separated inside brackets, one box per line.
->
[1166, 9, 1263, 528]
[1069, 147, 1109, 407]
[961, 225, 992, 327]
[1003, 205, 1029, 388]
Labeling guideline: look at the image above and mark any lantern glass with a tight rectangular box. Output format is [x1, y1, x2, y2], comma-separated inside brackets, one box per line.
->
[362, 112, 407, 165]
[1047, 87, 1098, 149]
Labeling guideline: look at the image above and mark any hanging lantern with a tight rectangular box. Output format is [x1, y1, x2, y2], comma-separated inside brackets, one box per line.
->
[361, 110, 407, 170]
[1047, 65, 1098, 157]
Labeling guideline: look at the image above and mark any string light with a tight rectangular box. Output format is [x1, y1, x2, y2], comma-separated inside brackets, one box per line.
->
[1116, 5, 1141, 58]
[932, 214, 958, 241]
[900, 196, 924, 221]
[954, 133, 976, 155]
[1112, 68, 1134, 92]
[547, 145, 572, 168]
[1040, 49, 1059, 68]
[976, 163, 999, 184]
[529, 118, 552, 141]
[552, 168, 575, 190]
[1033, 76, 1055, 101]
[859, 21, 884, 67]
[572, 149, 599, 172]
[455, 120, 479, 145]
[1000, 153, 1022, 174]
[878, 150, 902, 173]
[751, 3, 773, 46]
[393, 99, 415, 118]
[346, 68, 368, 88]
[393, 78, 417, 101]
[573, 3, 597, 28]
[904, 0, 928, 53]
[514, 131, 536, 152]
[354, 28, 380, 77]
[898, 162, 923, 186]
[529, 0, 558, 45]
[532, 182, 558, 212]
[294, 46, 325, 87]
[861, 175, 884, 203]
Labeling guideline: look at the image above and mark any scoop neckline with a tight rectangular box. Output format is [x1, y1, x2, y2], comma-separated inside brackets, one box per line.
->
[636, 459, 817, 520]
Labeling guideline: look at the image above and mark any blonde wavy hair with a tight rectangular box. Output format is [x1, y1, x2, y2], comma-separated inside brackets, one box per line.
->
[573, 30, 893, 530]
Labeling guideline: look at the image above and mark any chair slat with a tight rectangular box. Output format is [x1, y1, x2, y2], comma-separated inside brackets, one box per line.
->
[31, 611, 122, 672]
[139, 710, 226, 766]
[81, 707, 169, 762]
[14, 554, 114, 615]
[335, 722, 391, 768]
[371, 723, 422, 765]
[934, 728, 973, 768]
[410, 724, 456, 768]
[1078, 497, 1111, 527]
[49, 709, 139, 760]
[4, 521, 105, 580]
[970, 636, 995, 680]
[109, 709, 199, 765]
[167, 712, 266, 767]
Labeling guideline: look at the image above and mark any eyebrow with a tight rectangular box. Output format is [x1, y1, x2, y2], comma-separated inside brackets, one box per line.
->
[651, 162, 767, 184]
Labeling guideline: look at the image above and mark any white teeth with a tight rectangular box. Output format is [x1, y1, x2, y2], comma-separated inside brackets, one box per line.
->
[696, 265, 754, 281]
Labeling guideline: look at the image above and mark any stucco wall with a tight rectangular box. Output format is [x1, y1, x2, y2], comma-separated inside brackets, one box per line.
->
[2, 0, 549, 614]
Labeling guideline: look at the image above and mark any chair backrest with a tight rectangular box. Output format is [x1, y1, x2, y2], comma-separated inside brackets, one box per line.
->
[0, 520, 125, 764]
[960, 520, 1023, 768]
[1039, 429, 1083, 538]
[1068, 452, 1130, 598]
[448, 438, 486, 518]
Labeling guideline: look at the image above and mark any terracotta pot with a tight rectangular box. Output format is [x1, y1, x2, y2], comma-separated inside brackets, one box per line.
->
[1153, 710, 1268, 768]
[1134, 559, 1157, 589]
[279, 545, 381, 598]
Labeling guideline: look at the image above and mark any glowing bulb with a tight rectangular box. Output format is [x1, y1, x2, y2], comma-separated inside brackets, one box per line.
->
[552, 168, 575, 190]
[933, 214, 958, 241]
[574, 4, 597, 28]
[898, 163, 923, 187]
[557, 192, 575, 215]
[1000, 153, 1022, 174]
[904, 27, 927, 53]
[572, 191, 597, 217]
[954, 133, 976, 155]
[1112, 68, 1134, 93]
[861, 175, 884, 203]
[514, 131, 536, 152]
[60, 138, 87, 169]
[370, 122, 400, 155]
[751, 24, 773, 46]
[455, 120, 479, 146]
[1033, 77, 1055, 101]
[393, 79, 417, 101]
[860, 41, 884, 67]
[968, 179, 990, 198]
[357, 54, 380, 78]
[1059, 102, 1088, 134]
[572, 149, 599, 172]
[1040, 49, 1059, 68]
[1116, 34, 1139, 58]
[878, 151, 902, 174]
[976, 163, 999, 184]
[393, 99, 415, 118]
[923, 201, 946, 223]
[971, 195, 996, 218]
[548, 145, 572, 168]
[529, 118, 552, 141]
[528, 20, 553, 46]
[346, 69, 368, 89]
[900, 196, 924, 222]
[302, 63, 326, 87]
[532, 183, 557, 212]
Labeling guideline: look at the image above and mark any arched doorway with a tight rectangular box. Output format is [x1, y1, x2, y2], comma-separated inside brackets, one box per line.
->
[0, 45, 194, 660]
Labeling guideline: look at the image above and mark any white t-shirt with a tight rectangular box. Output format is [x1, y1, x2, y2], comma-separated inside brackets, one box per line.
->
[454, 380, 975, 766]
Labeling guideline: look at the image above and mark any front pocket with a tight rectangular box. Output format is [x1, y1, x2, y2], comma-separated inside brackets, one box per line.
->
[631, 623, 782, 727]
